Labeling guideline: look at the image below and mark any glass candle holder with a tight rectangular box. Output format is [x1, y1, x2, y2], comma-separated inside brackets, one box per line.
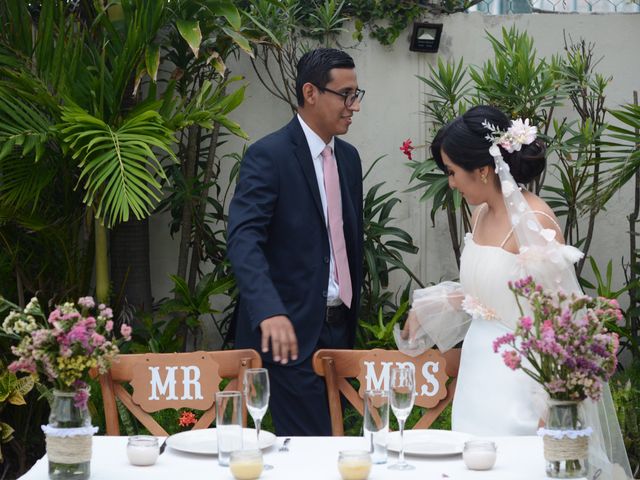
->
[229, 450, 263, 480]
[462, 440, 497, 471]
[337, 450, 372, 480]
[126, 436, 159, 466]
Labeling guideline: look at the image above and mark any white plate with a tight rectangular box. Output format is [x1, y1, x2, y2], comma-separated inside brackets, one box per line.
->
[387, 429, 473, 456]
[166, 428, 276, 455]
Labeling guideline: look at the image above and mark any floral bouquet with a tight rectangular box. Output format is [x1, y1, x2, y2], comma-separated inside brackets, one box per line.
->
[493, 276, 622, 478]
[1, 295, 131, 408]
[493, 276, 620, 402]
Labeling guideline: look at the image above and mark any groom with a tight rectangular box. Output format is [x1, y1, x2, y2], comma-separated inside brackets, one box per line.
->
[227, 48, 364, 435]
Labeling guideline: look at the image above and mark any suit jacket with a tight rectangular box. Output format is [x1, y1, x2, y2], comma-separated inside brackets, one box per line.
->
[227, 117, 363, 365]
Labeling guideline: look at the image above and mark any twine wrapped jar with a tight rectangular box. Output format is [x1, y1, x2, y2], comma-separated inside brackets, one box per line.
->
[44, 390, 98, 480]
[538, 400, 591, 478]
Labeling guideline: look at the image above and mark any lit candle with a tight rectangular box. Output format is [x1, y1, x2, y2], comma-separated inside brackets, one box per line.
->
[337, 450, 372, 480]
[229, 449, 263, 480]
[462, 440, 497, 470]
[127, 436, 159, 466]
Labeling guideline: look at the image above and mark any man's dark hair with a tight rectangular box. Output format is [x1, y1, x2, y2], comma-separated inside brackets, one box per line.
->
[295, 48, 355, 107]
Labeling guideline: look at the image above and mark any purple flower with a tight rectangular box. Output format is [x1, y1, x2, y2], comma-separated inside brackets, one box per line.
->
[73, 388, 90, 409]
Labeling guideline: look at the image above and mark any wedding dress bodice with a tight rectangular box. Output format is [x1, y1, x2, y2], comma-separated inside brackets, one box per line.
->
[459, 233, 524, 329]
[452, 233, 542, 436]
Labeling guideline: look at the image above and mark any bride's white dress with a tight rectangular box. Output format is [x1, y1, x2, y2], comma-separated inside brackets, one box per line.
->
[452, 232, 542, 435]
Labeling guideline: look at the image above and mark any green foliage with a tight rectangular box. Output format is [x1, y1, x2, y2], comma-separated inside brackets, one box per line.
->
[344, 0, 481, 45]
[60, 107, 176, 228]
[610, 363, 640, 476]
[0, 362, 35, 463]
[359, 155, 421, 341]
[580, 258, 639, 360]
[358, 297, 410, 350]
[470, 27, 561, 125]
[161, 272, 236, 346]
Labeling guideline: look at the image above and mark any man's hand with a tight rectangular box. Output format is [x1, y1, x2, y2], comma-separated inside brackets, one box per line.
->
[260, 315, 298, 364]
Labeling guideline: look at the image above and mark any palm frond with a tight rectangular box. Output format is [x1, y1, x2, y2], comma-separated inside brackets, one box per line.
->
[59, 105, 176, 227]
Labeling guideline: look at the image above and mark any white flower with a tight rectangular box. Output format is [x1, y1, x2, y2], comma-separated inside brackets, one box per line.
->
[461, 295, 498, 321]
[486, 118, 538, 156]
[507, 119, 537, 149]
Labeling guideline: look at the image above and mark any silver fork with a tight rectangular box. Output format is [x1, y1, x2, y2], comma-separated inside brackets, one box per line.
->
[278, 437, 291, 452]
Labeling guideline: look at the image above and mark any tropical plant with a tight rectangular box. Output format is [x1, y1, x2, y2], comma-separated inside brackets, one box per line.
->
[0, 361, 35, 463]
[160, 272, 236, 351]
[610, 362, 640, 477]
[0, 1, 252, 321]
[358, 155, 421, 340]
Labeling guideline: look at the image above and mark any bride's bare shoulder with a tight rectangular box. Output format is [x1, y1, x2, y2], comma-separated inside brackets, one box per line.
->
[522, 191, 564, 241]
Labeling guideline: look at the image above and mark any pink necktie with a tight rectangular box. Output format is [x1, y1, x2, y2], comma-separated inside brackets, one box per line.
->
[321, 146, 352, 308]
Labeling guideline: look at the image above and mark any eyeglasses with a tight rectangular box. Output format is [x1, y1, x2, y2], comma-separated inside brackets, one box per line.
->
[313, 84, 365, 107]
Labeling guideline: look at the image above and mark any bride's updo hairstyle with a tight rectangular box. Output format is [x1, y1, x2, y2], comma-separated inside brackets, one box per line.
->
[431, 105, 546, 185]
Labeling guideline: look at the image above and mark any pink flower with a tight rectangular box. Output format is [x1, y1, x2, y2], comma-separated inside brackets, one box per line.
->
[48, 309, 62, 324]
[101, 307, 113, 319]
[519, 316, 533, 331]
[120, 323, 132, 341]
[91, 332, 106, 347]
[502, 350, 521, 370]
[492, 332, 515, 353]
[105, 320, 114, 332]
[78, 296, 95, 309]
[400, 139, 414, 160]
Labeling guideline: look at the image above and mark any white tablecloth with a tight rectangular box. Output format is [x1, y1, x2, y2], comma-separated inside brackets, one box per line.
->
[20, 434, 559, 480]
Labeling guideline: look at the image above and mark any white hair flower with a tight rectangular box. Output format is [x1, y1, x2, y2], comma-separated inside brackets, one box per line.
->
[483, 118, 538, 155]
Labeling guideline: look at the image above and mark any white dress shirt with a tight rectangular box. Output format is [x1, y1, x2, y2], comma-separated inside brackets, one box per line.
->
[297, 114, 342, 306]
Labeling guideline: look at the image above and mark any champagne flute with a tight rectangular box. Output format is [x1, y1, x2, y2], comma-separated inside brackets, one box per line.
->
[388, 364, 416, 471]
[243, 368, 273, 470]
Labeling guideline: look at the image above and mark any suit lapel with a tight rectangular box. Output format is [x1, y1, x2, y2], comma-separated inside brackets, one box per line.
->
[288, 118, 324, 220]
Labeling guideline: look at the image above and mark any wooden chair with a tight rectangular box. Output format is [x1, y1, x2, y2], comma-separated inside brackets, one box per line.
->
[312, 348, 461, 436]
[98, 349, 261, 436]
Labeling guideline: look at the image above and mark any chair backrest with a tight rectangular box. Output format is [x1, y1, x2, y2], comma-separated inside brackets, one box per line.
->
[98, 349, 262, 436]
[312, 348, 461, 436]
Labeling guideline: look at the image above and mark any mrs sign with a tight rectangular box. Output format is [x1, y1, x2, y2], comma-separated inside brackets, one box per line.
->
[312, 348, 461, 435]
[358, 349, 449, 409]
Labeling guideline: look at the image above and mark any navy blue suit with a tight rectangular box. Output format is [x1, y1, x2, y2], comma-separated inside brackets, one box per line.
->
[227, 117, 363, 435]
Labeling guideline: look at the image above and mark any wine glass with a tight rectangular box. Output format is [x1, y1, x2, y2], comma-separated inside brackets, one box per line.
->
[243, 368, 273, 470]
[388, 364, 416, 471]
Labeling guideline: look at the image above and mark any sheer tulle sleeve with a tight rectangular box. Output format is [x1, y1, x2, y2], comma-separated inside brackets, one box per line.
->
[394, 281, 471, 356]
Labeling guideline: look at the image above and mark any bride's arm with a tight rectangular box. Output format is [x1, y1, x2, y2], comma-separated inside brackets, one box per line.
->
[396, 282, 470, 355]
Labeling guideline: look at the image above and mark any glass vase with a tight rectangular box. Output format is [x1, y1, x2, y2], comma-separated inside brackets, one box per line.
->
[542, 400, 589, 478]
[47, 390, 92, 480]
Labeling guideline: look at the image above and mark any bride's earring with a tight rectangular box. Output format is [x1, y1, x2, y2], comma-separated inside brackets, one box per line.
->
[480, 173, 488, 184]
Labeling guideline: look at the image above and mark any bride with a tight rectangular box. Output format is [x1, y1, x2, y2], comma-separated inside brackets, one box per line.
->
[396, 105, 632, 479]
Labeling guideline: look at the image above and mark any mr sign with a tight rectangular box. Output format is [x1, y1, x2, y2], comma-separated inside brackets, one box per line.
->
[357, 349, 448, 409]
[130, 352, 221, 412]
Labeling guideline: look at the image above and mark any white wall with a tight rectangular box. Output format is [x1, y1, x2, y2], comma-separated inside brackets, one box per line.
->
[150, 13, 640, 305]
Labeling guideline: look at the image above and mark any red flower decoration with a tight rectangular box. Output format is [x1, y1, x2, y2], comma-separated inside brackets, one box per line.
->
[178, 410, 197, 427]
[400, 139, 414, 160]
